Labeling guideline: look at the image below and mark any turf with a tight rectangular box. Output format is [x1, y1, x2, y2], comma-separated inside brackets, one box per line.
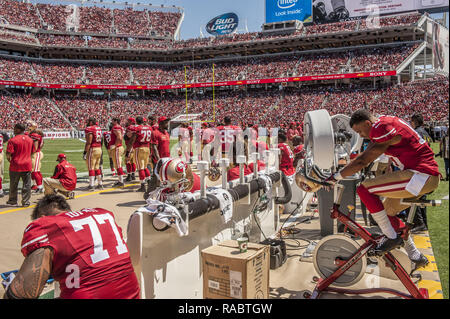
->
[427, 142, 449, 298]
[1, 139, 448, 298]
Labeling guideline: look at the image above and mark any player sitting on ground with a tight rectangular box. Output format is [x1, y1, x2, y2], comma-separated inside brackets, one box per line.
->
[3, 195, 140, 299]
[325, 109, 440, 271]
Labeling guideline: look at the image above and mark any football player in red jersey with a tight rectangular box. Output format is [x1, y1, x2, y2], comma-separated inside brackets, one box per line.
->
[292, 135, 305, 169]
[0, 132, 6, 197]
[3, 194, 140, 299]
[26, 121, 45, 194]
[216, 116, 242, 158]
[83, 118, 103, 190]
[127, 116, 152, 192]
[103, 125, 116, 178]
[325, 109, 440, 270]
[110, 118, 126, 187]
[277, 131, 296, 178]
[124, 118, 137, 182]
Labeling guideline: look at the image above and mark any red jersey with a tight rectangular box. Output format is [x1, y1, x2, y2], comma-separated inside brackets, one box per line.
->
[52, 159, 77, 191]
[227, 164, 252, 181]
[152, 128, 171, 158]
[30, 132, 44, 152]
[6, 134, 35, 172]
[370, 116, 439, 176]
[21, 208, 140, 299]
[248, 160, 266, 173]
[0, 134, 3, 153]
[85, 126, 102, 148]
[278, 143, 295, 176]
[133, 125, 152, 148]
[217, 125, 241, 152]
[190, 172, 201, 192]
[111, 124, 124, 147]
[103, 131, 114, 150]
[202, 128, 216, 145]
[293, 144, 304, 157]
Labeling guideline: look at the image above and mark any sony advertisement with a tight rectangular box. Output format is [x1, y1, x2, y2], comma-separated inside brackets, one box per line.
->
[265, 0, 313, 24]
[312, 0, 449, 24]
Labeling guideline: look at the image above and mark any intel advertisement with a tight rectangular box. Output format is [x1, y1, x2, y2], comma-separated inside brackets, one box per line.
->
[265, 0, 313, 24]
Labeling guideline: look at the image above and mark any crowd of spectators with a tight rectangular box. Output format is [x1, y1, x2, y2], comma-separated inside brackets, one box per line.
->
[0, 30, 39, 44]
[1, 78, 447, 131]
[0, 0, 423, 51]
[0, 0, 181, 38]
[0, 43, 420, 86]
[0, 93, 71, 129]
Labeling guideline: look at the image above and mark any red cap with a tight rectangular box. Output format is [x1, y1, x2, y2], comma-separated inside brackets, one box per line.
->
[201, 122, 208, 127]
[128, 117, 136, 124]
[188, 126, 193, 130]
[158, 116, 169, 123]
[57, 153, 66, 160]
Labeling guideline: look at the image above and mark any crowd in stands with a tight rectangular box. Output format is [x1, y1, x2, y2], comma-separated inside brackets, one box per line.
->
[0, 0, 422, 51]
[1, 78, 447, 131]
[0, 43, 421, 85]
[0, 0, 181, 38]
[0, 93, 71, 129]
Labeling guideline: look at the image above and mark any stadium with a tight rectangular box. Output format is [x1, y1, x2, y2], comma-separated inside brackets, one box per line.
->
[0, 0, 448, 303]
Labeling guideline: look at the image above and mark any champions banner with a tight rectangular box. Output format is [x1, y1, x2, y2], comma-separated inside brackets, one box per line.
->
[0, 70, 396, 91]
[44, 131, 71, 139]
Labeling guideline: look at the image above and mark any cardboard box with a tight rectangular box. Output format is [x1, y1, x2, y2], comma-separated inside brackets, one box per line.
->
[201, 240, 270, 299]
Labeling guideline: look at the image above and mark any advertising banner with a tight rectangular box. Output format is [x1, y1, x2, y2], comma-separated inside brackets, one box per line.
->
[0, 70, 397, 91]
[431, 21, 449, 73]
[206, 13, 239, 36]
[313, 0, 449, 24]
[266, 0, 313, 23]
[44, 131, 72, 139]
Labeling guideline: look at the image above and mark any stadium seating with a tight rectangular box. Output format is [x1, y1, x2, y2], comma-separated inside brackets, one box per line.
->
[0, 43, 421, 85]
[0, 78, 447, 130]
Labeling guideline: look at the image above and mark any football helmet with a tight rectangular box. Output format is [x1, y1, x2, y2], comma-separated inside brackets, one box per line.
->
[295, 164, 328, 193]
[159, 158, 194, 192]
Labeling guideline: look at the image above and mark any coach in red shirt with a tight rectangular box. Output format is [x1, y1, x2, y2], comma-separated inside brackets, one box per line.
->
[43, 154, 77, 199]
[6, 123, 35, 207]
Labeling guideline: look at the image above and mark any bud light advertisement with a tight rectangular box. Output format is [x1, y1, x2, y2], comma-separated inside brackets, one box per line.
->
[265, 0, 312, 24]
[206, 12, 239, 36]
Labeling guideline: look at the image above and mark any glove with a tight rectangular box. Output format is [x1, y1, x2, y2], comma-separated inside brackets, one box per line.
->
[83, 151, 87, 161]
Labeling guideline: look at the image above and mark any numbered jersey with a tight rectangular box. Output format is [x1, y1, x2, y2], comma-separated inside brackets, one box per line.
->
[85, 126, 103, 148]
[21, 208, 140, 299]
[370, 116, 439, 176]
[278, 143, 295, 176]
[30, 132, 44, 152]
[103, 131, 114, 150]
[217, 125, 242, 152]
[133, 125, 152, 148]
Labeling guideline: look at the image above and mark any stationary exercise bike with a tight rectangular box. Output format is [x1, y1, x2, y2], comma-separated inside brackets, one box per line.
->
[303, 181, 441, 299]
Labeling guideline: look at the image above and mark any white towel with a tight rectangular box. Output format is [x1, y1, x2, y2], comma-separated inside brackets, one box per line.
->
[138, 199, 188, 237]
[207, 187, 233, 223]
[405, 171, 430, 197]
[258, 174, 273, 200]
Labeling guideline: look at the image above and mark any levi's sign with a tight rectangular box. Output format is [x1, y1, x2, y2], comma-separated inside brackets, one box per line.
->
[206, 13, 239, 36]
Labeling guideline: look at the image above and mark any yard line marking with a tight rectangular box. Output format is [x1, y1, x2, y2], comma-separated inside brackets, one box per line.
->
[0, 183, 139, 216]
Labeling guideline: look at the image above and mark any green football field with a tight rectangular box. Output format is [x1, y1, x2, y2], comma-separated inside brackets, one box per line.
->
[1, 139, 448, 297]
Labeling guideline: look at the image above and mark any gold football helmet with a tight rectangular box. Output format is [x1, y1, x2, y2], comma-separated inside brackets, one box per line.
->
[159, 158, 194, 192]
[295, 164, 327, 193]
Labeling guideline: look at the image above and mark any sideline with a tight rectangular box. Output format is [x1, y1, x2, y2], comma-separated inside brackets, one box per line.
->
[0, 183, 139, 216]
